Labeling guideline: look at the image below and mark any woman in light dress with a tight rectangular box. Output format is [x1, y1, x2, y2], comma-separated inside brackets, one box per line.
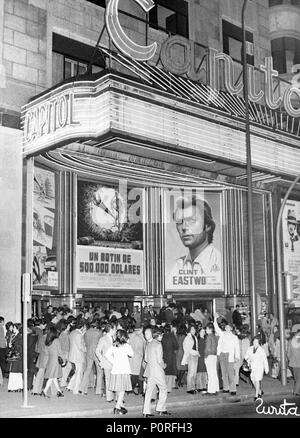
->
[245, 336, 269, 400]
[105, 329, 134, 415]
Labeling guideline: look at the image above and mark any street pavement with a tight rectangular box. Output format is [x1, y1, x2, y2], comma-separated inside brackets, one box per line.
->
[0, 375, 296, 418]
[96, 394, 300, 418]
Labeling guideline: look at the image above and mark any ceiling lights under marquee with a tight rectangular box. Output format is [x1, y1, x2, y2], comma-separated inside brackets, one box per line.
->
[39, 147, 222, 189]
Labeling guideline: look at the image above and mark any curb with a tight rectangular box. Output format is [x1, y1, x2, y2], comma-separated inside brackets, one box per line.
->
[13, 390, 293, 418]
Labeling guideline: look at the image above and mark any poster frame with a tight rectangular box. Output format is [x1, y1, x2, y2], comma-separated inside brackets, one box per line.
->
[75, 175, 147, 292]
[162, 186, 226, 295]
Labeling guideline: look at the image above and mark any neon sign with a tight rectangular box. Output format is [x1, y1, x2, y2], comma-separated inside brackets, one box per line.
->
[24, 91, 80, 143]
[105, 0, 300, 118]
[106, 0, 157, 61]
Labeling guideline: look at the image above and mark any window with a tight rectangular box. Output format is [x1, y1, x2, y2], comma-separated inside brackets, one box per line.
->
[271, 37, 300, 74]
[52, 34, 105, 85]
[85, 0, 106, 7]
[149, 0, 189, 38]
[222, 20, 254, 65]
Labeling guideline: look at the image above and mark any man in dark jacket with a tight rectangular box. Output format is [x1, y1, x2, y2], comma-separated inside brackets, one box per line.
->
[165, 304, 175, 324]
[27, 319, 38, 391]
[232, 305, 243, 329]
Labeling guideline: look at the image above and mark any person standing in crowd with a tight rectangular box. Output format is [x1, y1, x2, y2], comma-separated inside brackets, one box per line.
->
[27, 319, 38, 391]
[143, 327, 171, 417]
[245, 336, 269, 400]
[214, 313, 240, 395]
[234, 328, 251, 387]
[105, 329, 133, 415]
[175, 306, 187, 325]
[268, 313, 279, 334]
[44, 305, 53, 325]
[196, 327, 207, 393]
[191, 308, 205, 324]
[32, 324, 48, 395]
[202, 309, 212, 328]
[128, 323, 145, 395]
[42, 326, 64, 398]
[287, 329, 300, 397]
[141, 306, 151, 326]
[148, 305, 158, 321]
[119, 307, 131, 326]
[165, 303, 175, 325]
[158, 303, 167, 324]
[66, 319, 87, 395]
[110, 307, 121, 320]
[161, 324, 178, 393]
[232, 305, 243, 330]
[259, 313, 269, 335]
[79, 319, 102, 396]
[7, 323, 23, 392]
[93, 306, 105, 319]
[0, 316, 7, 378]
[33, 318, 46, 341]
[132, 305, 142, 329]
[5, 321, 14, 345]
[175, 324, 187, 388]
[51, 308, 64, 326]
[271, 330, 281, 379]
[269, 325, 279, 358]
[57, 319, 71, 388]
[4, 322, 14, 378]
[96, 321, 117, 403]
[204, 322, 219, 395]
[182, 325, 199, 394]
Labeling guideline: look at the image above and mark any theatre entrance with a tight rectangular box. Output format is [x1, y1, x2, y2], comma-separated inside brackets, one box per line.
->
[174, 299, 214, 316]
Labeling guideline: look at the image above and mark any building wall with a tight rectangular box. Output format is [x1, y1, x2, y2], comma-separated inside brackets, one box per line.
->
[0, 127, 22, 322]
[0, 0, 272, 119]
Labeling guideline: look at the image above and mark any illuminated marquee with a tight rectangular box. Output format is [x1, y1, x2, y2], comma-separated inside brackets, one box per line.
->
[105, 0, 300, 118]
[24, 91, 80, 143]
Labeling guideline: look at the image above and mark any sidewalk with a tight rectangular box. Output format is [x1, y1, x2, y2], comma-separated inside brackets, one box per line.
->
[0, 376, 294, 418]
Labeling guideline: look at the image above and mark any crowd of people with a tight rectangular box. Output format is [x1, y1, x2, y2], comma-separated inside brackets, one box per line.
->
[0, 303, 299, 416]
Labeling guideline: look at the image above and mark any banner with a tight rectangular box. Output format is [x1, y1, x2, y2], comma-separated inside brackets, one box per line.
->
[164, 189, 223, 292]
[77, 246, 144, 290]
[282, 200, 300, 301]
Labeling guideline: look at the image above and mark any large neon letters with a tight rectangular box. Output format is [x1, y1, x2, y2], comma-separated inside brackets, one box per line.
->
[105, 1, 300, 118]
[283, 64, 300, 118]
[106, 0, 157, 61]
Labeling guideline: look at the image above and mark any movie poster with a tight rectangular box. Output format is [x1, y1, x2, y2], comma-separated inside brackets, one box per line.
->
[282, 200, 300, 300]
[164, 189, 224, 292]
[77, 181, 144, 289]
[77, 181, 144, 249]
[32, 166, 57, 288]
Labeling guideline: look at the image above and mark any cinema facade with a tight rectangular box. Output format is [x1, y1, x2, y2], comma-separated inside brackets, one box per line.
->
[21, 13, 300, 319]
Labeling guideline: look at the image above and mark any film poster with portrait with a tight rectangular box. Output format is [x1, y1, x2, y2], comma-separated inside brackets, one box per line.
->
[282, 200, 300, 301]
[164, 189, 224, 293]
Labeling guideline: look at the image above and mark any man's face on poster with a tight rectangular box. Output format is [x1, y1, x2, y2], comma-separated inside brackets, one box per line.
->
[174, 204, 208, 249]
[288, 222, 297, 237]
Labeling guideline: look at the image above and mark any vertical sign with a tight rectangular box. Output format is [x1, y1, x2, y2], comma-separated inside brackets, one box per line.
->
[282, 199, 300, 301]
